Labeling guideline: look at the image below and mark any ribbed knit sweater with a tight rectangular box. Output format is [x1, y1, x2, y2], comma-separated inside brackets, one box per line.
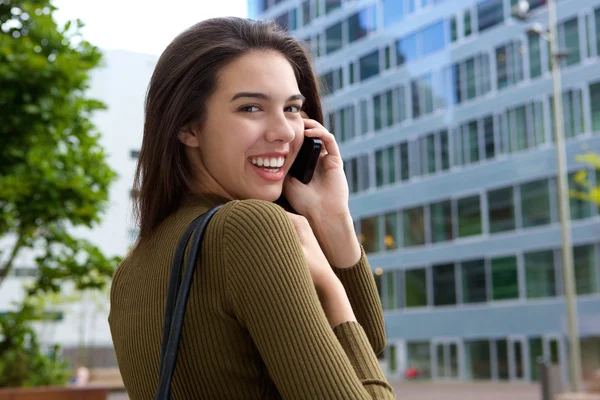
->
[108, 194, 396, 399]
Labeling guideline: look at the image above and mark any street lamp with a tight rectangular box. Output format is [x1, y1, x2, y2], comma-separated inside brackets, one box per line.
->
[513, 0, 583, 393]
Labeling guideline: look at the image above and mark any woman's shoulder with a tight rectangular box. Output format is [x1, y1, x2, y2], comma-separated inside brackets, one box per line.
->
[216, 199, 291, 229]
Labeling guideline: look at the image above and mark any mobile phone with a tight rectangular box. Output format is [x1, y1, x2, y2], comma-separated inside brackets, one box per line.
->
[289, 137, 323, 184]
[275, 137, 322, 212]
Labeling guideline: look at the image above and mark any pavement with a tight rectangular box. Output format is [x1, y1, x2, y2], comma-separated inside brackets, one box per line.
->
[108, 381, 541, 399]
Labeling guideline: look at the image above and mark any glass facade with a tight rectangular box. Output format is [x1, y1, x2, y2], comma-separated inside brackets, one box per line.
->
[256, 0, 600, 384]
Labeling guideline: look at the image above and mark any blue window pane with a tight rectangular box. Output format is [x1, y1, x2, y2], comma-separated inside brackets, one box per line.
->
[383, 0, 404, 27]
[477, 0, 504, 32]
[274, 12, 289, 30]
[360, 50, 380, 81]
[325, 0, 341, 13]
[289, 8, 298, 31]
[422, 21, 446, 56]
[348, 6, 377, 43]
[396, 33, 418, 65]
[408, 0, 416, 13]
[325, 22, 343, 54]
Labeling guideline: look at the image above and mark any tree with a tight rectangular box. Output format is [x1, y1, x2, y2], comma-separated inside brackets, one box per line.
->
[571, 151, 600, 206]
[0, 0, 121, 387]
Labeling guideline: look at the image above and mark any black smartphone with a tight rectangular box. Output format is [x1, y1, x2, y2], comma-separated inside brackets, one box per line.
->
[275, 137, 323, 212]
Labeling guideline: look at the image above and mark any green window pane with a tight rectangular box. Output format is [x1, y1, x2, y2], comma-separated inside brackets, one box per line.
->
[430, 200, 453, 243]
[360, 216, 380, 253]
[375, 150, 384, 187]
[396, 86, 407, 123]
[458, 195, 482, 237]
[466, 58, 476, 100]
[433, 263, 456, 306]
[351, 159, 359, 193]
[464, 10, 472, 36]
[465, 340, 492, 380]
[407, 342, 431, 379]
[491, 256, 519, 301]
[450, 17, 458, 42]
[302, 0, 312, 26]
[488, 187, 515, 233]
[387, 147, 396, 183]
[574, 245, 598, 295]
[483, 116, 495, 159]
[569, 171, 592, 220]
[360, 99, 368, 135]
[384, 271, 396, 310]
[406, 269, 428, 307]
[563, 18, 581, 66]
[325, 22, 342, 54]
[440, 130, 450, 170]
[385, 46, 391, 70]
[403, 207, 425, 247]
[514, 105, 528, 152]
[596, 9, 600, 57]
[590, 82, 600, 133]
[528, 33, 542, 78]
[521, 179, 551, 228]
[427, 134, 436, 173]
[468, 120, 479, 163]
[461, 259, 487, 303]
[529, 338, 543, 381]
[400, 142, 410, 181]
[374, 94, 383, 131]
[325, 0, 341, 14]
[496, 339, 509, 380]
[384, 212, 398, 250]
[525, 250, 556, 298]
[350, 62, 356, 85]
[386, 90, 394, 127]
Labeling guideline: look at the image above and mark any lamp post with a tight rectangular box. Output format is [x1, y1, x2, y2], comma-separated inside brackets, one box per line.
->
[513, 0, 583, 392]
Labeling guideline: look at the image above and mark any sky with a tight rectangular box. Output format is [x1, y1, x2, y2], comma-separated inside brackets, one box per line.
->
[53, 0, 248, 56]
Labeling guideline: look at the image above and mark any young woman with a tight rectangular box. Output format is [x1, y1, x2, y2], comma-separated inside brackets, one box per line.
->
[109, 17, 396, 399]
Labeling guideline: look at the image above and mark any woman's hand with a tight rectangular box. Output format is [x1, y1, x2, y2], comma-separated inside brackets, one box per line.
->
[286, 212, 337, 292]
[283, 113, 361, 268]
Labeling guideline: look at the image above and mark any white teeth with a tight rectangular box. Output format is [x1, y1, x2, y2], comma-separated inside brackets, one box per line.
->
[249, 156, 286, 168]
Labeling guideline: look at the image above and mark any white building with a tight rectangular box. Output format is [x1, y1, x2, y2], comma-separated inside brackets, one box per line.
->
[1, 49, 158, 368]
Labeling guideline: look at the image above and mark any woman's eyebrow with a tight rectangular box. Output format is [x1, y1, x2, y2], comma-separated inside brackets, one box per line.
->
[230, 92, 306, 102]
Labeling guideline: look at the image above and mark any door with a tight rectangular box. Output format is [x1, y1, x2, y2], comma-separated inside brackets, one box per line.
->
[508, 337, 527, 381]
[433, 339, 461, 380]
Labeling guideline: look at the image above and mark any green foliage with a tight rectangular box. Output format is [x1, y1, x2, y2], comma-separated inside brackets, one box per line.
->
[572, 151, 600, 205]
[0, 0, 121, 388]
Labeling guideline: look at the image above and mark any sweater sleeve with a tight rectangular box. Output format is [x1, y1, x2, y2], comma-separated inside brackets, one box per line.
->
[222, 200, 396, 399]
[331, 247, 387, 355]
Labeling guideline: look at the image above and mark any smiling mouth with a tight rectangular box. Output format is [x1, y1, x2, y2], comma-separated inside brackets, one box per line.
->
[248, 156, 286, 172]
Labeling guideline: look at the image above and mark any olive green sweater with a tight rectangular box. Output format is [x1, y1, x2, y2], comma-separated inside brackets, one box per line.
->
[109, 195, 396, 399]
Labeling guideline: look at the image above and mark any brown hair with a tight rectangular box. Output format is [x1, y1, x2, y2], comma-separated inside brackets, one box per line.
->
[133, 17, 324, 240]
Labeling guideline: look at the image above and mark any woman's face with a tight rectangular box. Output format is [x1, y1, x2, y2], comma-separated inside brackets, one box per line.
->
[180, 50, 306, 201]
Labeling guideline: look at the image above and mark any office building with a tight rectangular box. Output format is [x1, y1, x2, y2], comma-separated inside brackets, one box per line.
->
[250, 0, 600, 383]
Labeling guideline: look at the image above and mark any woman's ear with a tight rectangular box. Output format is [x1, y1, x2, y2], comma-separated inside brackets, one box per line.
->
[178, 127, 200, 148]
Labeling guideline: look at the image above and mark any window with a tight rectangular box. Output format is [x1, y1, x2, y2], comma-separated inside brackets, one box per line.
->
[321, 71, 334, 95]
[450, 17, 458, 42]
[289, 8, 298, 31]
[349, 62, 356, 84]
[451, 64, 463, 105]
[387, 146, 396, 183]
[521, 179, 551, 228]
[302, 0, 312, 26]
[411, 74, 435, 118]
[348, 6, 377, 44]
[562, 17, 581, 66]
[406, 269, 428, 307]
[348, 155, 370, 193]
[431, 200, 453, 243]
[433, 264, 456, 306]
[455, 120, 479, 165]
[403, 207, 425, 247]
[483, 116, 495, 159]
[400, 142, 410, 181]
[383, 0, 404, 27]
[375, 150, 384, 187]
[508, 104, 528, 152]
[528, 33, 542, 79]
[569, 171, 592, 220]
[574, 245, 598, 295]
[373, 94, 383, 132]
[385, 90, 394, 127]
[496, 41, 523, 90]
[458, 195, 482, 237]
[591, 81, 600, 133]
[130, 149, 140, 159]
[596, 8, 600, 57]
[360, 99, 369, 135]
[461, 259, 487, 303]
[274, 12, 289, 30]
[407, 342, 432, 379]
[550, 89, 585, 139]
[465, 340, 492, 380]
[491, 256, 519, 300]
[525, 250, 556, 299]
[384, 212, 398, 250]
[420, 134, 436, 174]
[395, 86, 407, 123]
[382, 271, 398, 310]
[325, 0, 340, 14]
[441, 130, 450, 170]
[466, 58, 476, 100]
[488, 187, 515, 233]
[464, 9, 473, 37]
[360, 216, 380, 253]
[359, 50, 379, 81]
[396, 33, 418, 66]
[477, 0, 504, 33]
[325, 22, 343, 54]
[422, 21, 446, 56]
[384, 46, 391, 70]
[338, 105, 355, 142]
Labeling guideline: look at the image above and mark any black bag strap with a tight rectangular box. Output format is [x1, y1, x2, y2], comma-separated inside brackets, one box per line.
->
[154, 205, 223, 400]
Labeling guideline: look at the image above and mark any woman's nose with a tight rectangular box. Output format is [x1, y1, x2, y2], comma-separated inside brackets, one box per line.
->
[265, 113, 296, 143]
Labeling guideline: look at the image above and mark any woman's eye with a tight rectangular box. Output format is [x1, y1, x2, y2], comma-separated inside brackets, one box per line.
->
[240, 105, 260, 113]
[285, 105, 302, 113]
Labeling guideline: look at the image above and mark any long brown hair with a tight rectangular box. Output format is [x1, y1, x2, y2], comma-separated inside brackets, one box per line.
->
[133, 17, 324, 241]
